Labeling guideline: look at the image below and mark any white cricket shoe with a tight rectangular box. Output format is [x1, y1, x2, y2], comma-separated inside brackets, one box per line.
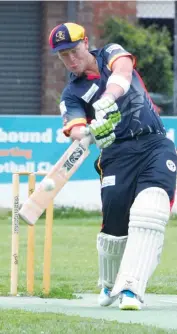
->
[98, 287, 118, 307]
[119, 290, 141, 310]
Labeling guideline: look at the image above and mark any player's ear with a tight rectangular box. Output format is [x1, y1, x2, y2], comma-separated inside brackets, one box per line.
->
[84, 37, 89, 50]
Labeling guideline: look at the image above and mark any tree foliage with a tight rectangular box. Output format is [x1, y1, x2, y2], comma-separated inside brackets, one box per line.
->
[101, 18, 173, 94]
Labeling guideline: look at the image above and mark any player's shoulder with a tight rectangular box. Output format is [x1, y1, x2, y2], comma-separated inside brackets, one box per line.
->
[61, 81, 82, 104]
[61, 85, 69, 98]
[60, 83, 73, 101]
[102, 43, 126, 54]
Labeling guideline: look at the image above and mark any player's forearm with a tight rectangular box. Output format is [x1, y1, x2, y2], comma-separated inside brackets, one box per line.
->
[103, 57, 133, 101]
[103, 84, 124, 101]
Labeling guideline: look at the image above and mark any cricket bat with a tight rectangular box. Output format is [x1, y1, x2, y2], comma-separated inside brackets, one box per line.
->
[19, 135, 92, 225]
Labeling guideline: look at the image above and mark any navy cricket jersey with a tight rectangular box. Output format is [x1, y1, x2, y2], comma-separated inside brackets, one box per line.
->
[60, 43, 166, 140]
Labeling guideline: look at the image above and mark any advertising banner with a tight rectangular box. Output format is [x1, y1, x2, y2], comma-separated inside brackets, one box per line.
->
[0, 116, 99, 183]
[0, 115, 176, 184]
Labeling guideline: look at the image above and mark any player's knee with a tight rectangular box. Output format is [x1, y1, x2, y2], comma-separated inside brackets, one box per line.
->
[130, 187, 170, 232]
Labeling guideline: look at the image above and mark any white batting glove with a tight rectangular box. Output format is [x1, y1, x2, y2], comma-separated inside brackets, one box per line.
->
[89, 117, 116, 149]
[80, 106, 121, 149]
[92, 94, 118, 114]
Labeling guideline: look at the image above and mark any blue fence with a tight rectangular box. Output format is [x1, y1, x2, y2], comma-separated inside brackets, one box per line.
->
[0, 115, 176, 183]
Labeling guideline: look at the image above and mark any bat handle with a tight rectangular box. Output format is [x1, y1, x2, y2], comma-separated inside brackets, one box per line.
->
[80, 134, 93, 148]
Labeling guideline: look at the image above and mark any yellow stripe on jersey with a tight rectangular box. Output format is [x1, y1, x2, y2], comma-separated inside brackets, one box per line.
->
[97, 151, 103, 182]
[63, 118, 87, 136]
[108, 53, 136, 70]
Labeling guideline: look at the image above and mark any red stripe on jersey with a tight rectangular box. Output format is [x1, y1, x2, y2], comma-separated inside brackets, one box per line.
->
[170, 193, 176, 211]
[134, 70, 158, 112]
[87, 74, 100, 80]
[86, 118, 92, 124]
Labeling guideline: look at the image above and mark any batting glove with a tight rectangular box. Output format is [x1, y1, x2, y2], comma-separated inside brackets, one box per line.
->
[89, 117, 116, 149]
[92, 94, 118, 114]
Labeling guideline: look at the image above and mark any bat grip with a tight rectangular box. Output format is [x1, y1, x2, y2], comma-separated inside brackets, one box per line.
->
[80, 134, 93, 148]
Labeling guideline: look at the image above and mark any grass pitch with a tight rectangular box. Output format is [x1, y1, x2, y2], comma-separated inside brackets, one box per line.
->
[0, 310, 176, 334]
[0, 210, 177, 297]
[0, 210, 177, 333]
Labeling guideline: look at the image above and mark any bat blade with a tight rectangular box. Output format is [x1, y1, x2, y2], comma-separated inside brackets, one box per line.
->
[19, 137, 91, 225]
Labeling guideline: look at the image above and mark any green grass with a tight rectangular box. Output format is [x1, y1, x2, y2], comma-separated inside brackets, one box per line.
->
[0, 309, 175, 334]
[147, 218, 177, 295]
[0, 210, 177, 297]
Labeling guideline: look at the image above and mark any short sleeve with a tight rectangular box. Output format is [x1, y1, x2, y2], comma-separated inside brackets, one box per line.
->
[103, 43, 136, 70]
[60, 87, 87, 137]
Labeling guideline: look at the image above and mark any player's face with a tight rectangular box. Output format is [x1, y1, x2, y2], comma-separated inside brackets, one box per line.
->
[58, 39, 90, 76]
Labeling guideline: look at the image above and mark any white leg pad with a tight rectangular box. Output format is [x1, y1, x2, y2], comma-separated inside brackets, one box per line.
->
[111, 187, 170, 301]
[97, 232, 127, 289]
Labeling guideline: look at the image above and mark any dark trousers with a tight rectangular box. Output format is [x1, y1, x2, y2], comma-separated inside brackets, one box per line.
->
[99, 135, 177, 237]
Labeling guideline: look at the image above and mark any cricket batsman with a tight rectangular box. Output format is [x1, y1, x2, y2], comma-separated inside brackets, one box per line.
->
[49, 22, 177, 310]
